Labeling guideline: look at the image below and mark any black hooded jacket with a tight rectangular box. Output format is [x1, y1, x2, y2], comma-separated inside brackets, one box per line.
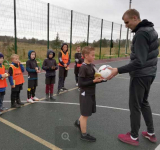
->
[74, 52, 84, 66]
[118, 19, 159, 77]
[26, 50, 39, 80]
[42, 50, 58, 77]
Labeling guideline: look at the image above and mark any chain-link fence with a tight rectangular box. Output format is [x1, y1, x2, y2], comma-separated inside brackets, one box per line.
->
[0, 0, 134, 61]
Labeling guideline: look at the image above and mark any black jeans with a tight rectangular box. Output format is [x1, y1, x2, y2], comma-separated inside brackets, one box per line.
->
[58, 77, 66, 90]
[129, 76, 155, 138]
[58, 66, 67, 90]
[0, 93, 4, 109]
[11, 91, 20, 105]
[75, 74, 78, 83]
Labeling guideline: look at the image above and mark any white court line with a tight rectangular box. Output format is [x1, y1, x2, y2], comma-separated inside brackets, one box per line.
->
[116, 76, 160, 84]
[155, 144, 160, 150]
[4, 101, 160, 117]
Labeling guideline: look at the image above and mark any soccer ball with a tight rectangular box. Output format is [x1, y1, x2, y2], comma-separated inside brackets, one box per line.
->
[98, 65, 112, 79]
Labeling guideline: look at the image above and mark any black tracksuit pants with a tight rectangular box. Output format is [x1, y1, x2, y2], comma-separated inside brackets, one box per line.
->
[11, 90, 20, 105]
[129, 76, 155, 138]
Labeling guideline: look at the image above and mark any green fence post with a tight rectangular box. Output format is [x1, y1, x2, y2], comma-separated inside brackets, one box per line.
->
[99, 19, 103, 59]
[70, 10, 73, 59]
[47, 3, 50, 50]
[14, 0, 17, 54]
[118, 24, 122, 57]
[87, 15, 90, 46]
[110, 22, 114, 57]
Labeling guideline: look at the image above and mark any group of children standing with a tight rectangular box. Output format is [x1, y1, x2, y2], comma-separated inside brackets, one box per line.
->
[0, 50, 40, 112]
[0, 44, 103, 142]
[0, 43, 83, 108]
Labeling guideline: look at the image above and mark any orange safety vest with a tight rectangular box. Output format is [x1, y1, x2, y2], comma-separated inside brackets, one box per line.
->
[58, 50, 69, 67]
[10, 64, 25, 85]
[0, 65, 7, 88]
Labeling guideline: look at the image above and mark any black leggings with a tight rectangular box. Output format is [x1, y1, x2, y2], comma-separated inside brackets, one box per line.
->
[27, 86, 36, 99]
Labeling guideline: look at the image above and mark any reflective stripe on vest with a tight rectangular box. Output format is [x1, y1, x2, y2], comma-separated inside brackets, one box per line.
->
[10, 64, 25, 85]
[77, 64, 82, 67]
[0, 65, 7, 88]
[59, 50, 69, 67]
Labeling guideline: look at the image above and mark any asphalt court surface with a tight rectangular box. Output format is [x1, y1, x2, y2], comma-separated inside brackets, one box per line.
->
[1, 58, 160, 150]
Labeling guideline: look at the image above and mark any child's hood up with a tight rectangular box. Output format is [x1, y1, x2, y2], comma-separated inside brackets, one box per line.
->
[28, 50, 36, 60]
[47, 50, 55, 59]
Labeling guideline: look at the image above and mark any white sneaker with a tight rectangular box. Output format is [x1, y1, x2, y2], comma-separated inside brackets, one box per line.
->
[27, 98, 34, 103]
[60, 89, 64, 92]
[32, 96, 39, 101]
[76, 83, 78, 86]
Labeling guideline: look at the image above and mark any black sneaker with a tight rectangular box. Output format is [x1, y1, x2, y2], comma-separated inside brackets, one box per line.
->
[80, 134, 96, 142]
[50, 96, 56, 101]
[11, 104, 21, 108]
[62, 87, 68, 91]
[45, 94, 49, 101]
[16, 99, 25, 105]
[74, 120, 81, 131]
[17, 102, 25, 105]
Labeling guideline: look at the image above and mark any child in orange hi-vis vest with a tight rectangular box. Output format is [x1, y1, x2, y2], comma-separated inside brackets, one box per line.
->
[0, 53, 9, 115]
[57, 43, 70, 94]
[8, 54, 25, 108]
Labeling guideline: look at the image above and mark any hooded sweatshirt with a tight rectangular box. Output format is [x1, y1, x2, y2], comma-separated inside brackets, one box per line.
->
[118, 19, 159, 77]
[26, 50, 39, 80]
[42, 50, 58, 77]
[74, 52, 84, 67]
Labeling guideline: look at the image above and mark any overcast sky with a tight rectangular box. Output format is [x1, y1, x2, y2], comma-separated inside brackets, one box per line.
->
[43, 0, 160, 28]
[1, 0, 160, 42]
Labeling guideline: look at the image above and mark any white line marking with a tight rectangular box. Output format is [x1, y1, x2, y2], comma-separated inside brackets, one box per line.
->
[153, 81, 160, 84]
[115, 76, 160, 84]
[4, 101, 160, 117]
[155, 144, 160, 150]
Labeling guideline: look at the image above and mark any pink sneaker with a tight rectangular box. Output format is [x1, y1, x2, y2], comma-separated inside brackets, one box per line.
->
[32, 96, 39, 101]
[27, 98, 34, 103]
[118, 132, 139, 146]
[142, 131, 157, 143]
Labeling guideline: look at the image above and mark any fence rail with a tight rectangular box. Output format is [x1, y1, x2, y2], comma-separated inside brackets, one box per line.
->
[0, 0, 134, 61]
